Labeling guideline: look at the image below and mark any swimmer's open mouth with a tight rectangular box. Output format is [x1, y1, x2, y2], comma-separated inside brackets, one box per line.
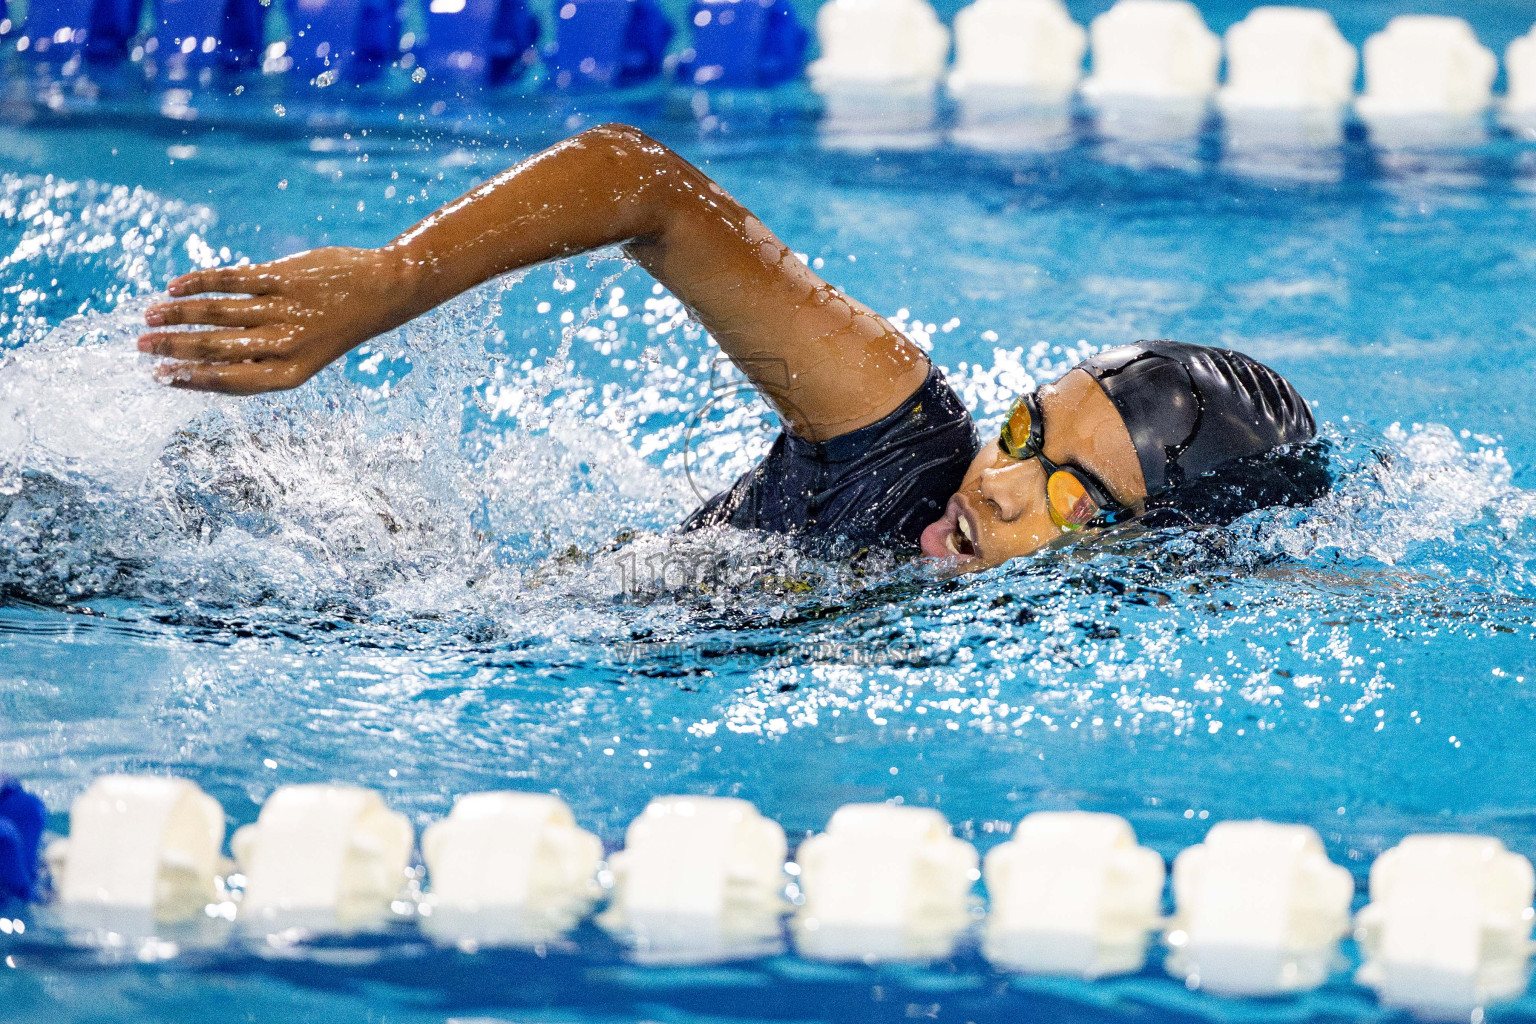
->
[920, 498, 979, 562]
[950, 514, 977, 556]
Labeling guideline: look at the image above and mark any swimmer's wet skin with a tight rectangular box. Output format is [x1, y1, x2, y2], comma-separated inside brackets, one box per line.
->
[139, 123, 1319, 573]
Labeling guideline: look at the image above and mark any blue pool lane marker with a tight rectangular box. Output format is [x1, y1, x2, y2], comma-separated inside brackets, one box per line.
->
[0, 778, 44, 905]
[422, 0, 541, 87]
[153, 0, 266, 75]
[283, 0, 400, 84]
[543, 0, 674, 92]
[18, 0, 143, 62]
[677, 0, 806, 89]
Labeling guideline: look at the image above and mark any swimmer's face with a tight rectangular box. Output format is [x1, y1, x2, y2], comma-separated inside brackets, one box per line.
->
[920, 368, 1148, 572]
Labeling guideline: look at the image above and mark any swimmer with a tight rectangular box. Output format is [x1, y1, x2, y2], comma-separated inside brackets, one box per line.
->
[137, 124, 1324, 573]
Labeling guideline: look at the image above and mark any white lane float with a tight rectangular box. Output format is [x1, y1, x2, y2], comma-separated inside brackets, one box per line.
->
[232, 785, 413, 930]
[46, 775, 224, 925]
[1504, 27, 1536, 136]
[23, 762, 1536, 1020]
[946, 0, 1085, 100]
[1218, 7, 1355, 112]
[1080, 0, 1217, 148]
[1356, 16, 1496, 118]
[420, 791, 603, 948]
[1510, 28, 1536, 112]
[793, 803, 978, 962]
[1217, 9, 1353, 179]
[808, 0, 949, 91]
[1080, 0, 1219, 101]
[810, 0, 949, 149]
[1356, 835, 1535, 1018]
[1165, 821, 1353, 995]
[600, 795, 788, 962]
[982, 811, 1165, 978]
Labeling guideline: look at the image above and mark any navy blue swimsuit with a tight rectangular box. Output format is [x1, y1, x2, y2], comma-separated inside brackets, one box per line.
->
[680, 365, 980, 555]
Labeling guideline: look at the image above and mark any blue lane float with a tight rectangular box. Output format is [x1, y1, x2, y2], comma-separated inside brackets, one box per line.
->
[0, 778, 44, 905]
[421, 0, 541, 87]
[283, 0, 400, 84]
[543, 0, 673, 91]
[677, 0, 807, 89]
[152, 0, 266, 75]
[18, 0, 143, 62]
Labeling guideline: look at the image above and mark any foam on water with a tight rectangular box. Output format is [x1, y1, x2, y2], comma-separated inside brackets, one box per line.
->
[0, 302, 213, 493]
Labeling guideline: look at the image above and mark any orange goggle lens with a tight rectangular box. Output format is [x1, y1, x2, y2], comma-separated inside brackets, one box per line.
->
[1000, 397, 1035, 458]
[1046, 470, 1102, 530]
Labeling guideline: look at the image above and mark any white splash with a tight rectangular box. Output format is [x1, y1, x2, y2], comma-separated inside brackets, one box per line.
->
[0, 303, 214, 495]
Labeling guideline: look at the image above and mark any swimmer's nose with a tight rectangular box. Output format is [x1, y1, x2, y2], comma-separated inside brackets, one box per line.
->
[979, 459, 1042, 523]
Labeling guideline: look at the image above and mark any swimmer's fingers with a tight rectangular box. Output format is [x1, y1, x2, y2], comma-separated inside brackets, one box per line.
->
[167, 265, 281, 298]
[153, 359, 309, 396]
[138, 327, 298, 362]
[144, 297, 287, 329]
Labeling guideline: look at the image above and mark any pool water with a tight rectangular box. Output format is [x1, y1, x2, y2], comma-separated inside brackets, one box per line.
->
[3, 18, 1536, 1023]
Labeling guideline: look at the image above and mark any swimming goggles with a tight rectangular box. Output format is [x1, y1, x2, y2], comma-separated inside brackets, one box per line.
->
[998, 391, 1129, 531]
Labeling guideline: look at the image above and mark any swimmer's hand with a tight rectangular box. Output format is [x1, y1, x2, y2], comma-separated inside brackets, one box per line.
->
[139, 247, 417, 394]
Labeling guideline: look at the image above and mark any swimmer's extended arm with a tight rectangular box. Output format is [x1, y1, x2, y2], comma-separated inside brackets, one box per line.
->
[139, 123, 929, 442]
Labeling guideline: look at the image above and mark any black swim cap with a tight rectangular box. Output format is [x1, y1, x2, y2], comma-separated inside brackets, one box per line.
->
[1078, 340, 1316, 498]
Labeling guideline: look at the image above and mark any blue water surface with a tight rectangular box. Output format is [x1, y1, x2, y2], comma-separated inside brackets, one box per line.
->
[2, 14, 1536, 1022]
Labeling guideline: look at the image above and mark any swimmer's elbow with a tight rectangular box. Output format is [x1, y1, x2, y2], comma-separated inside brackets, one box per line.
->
[581, 123, 675, 168]
[586, 121, 658, 146]
[576, 123, 695, 241]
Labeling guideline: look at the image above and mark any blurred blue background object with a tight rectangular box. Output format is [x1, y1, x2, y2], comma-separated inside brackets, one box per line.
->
[152, 0, 265, 74]
[20, 0, 144, 62]
[283, 0, 401, 83]
[543, 0, 674, 91]
[0, 778, 44, 905]
[422, 0, 541, 86]
[677, 0, 806, 87]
